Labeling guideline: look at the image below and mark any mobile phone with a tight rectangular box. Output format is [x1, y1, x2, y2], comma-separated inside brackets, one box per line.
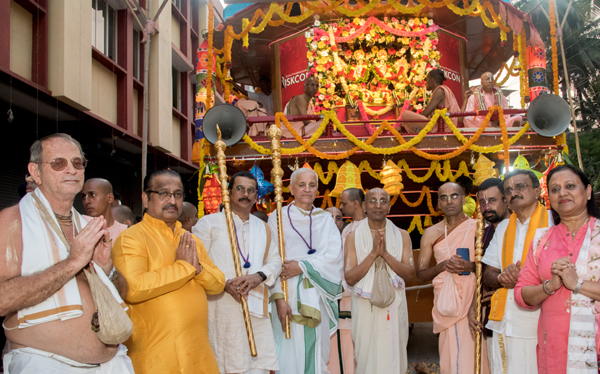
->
[456, 247, 470, 276]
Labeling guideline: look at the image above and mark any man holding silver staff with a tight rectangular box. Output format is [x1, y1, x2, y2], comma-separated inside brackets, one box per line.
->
[194, 171, 281, 374]
[269, 167, 344, 374]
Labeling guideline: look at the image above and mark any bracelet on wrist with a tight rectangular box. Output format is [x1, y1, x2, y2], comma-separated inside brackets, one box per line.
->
[573, 278, 584, 295]
[542, 279, 556, 295]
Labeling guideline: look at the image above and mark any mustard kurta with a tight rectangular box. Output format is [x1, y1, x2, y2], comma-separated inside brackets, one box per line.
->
[112, 214, 225, 374]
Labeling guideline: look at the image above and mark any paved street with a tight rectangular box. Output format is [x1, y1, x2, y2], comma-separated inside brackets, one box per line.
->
[407, 322, 440, 374]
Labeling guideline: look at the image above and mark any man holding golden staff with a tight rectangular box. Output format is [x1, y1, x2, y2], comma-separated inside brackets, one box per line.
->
[482, 169, 552, 374]
[0, 134, 133, 373]
[194, 171, 281, 374]
[344, 188, 415, 373]
[269, 168, 343, 374]
[112, 169, 225, 374]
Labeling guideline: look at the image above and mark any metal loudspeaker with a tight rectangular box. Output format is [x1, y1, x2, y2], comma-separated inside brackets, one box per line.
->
[203, 104, 247, 146]
[527, 94, 571, 137]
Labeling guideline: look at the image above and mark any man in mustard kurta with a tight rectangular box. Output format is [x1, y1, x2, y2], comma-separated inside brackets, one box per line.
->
[112, 169, 226, 374]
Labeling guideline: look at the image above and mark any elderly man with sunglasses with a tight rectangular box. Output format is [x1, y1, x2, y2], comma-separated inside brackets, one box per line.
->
[111, 169, 225, 374]
[193, 171, 281, 374]
[481, 169, 552, 374]
[417, 181, 481, 374]
[0, 133, 134, 373]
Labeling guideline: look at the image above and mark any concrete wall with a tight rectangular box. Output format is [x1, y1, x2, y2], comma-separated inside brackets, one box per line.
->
[91, 59, 118, 125]
[171, 115, 181, 158]
[171, 14, 181, 50]
[149, 0, 175, 154]
[48, 0, 92, 111]
[10, 1, 33, 81]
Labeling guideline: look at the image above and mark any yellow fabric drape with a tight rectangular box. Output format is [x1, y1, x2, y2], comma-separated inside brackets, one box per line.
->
[112, 214, 226, 374]
[489, 203, 548, 321]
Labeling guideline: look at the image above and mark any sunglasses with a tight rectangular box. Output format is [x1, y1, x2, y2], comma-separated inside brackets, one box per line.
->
[43, 157, 87, 171]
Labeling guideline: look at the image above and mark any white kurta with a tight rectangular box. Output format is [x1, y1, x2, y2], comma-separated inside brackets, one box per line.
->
[351, 220, 409, 374]
[194, 212, 281, 373]
[481, 213, 553, 374]
[268, 204, 343, 374]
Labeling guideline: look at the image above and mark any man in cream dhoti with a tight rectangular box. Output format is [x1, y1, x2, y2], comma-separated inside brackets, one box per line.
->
[464, 72, 522, 128]
[81, 178, 128, 242]
[0, 133, 133, 373]
[327, 188, 366, 374]
[417, 182, 480, 374]
[270, 168, 343, 374]
[194, 171, 281, 374]
[282, 75, 322, 138]
[482, 170, 551, 374]
[112, 169, 226, 374]
[344, 188, 414, 374]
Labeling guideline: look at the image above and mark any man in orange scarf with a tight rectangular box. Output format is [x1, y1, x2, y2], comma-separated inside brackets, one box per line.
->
[481, 169, 553, 374]
[417, 182, 484, 374]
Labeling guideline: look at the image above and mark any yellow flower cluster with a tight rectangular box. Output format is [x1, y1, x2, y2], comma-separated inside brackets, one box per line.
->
[241, 108, 529, 161]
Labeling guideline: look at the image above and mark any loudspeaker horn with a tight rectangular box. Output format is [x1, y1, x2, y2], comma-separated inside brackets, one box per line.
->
[203, 104, 247, 146]
[527, 93, 571, 137]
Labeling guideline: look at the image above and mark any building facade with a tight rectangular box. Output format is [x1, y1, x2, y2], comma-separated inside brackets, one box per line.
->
[0, 0, 222, 214]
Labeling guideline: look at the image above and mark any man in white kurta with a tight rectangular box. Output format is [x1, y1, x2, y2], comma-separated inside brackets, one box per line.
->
[194, 171, 281, 374]
[269, 168, 343, 374]
[481, 170, 551, 374]
[344, 188, 414, 374]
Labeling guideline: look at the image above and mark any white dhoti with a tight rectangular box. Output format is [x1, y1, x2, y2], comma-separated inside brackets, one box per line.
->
[3, 344, 135, 374]
[351, 219, 409, 374]
[488, 332, 538, 374]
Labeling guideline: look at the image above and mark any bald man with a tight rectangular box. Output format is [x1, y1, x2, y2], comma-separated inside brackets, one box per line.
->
[112, 205, 137, 227]
[463, 72, 522, 128]
[81, 178, 127, 243]
[178, 202, 199, 232]
[416, 182, 484, 374]
[326, 207, 344, 233]
[344, 188, 414, 374]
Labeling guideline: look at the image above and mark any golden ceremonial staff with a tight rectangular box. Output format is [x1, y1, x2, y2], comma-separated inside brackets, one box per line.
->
[474, 206, 485, 374]
[215, 126, 258, 356]
[267, 123, 291, 339]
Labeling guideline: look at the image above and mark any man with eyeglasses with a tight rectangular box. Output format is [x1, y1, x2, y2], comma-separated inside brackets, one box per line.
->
[344, 188, 414, 374]
[328, 187, 366, 374]
[0, 133, 134, 373]
[111, 169, 225, 374]
[417, 182, 480, 374]
[81, 178, 128, 243]
[193, 171, 281, 374]
[269, 168, 343, 374]
[481, 169, 552, 374]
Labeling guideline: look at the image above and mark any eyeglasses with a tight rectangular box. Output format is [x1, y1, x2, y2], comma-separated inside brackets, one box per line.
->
[503, 183, 531, 196]
[439, 193, 462, 202]
[146, 190, 184, 200]
[43, 157, 87, 171]
[367, 198, 389, 206]
[233, 185, 257, 195]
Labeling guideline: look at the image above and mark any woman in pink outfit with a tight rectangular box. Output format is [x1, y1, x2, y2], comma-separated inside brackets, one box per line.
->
[515, 164, 600, 374]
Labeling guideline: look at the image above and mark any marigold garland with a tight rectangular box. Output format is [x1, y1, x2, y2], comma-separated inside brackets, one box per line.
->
[205, 2, 214, 110]
[548, 0, 559, 93]
[408, 215, 424, 234]
[518, 32, 528, 107]
[240, 108, 530, 160]
[498, 107, 511, 169]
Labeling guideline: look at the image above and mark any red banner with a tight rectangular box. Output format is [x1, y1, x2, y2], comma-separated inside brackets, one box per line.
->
[437, 32, 464, 107]
[278, 34, 309, 110]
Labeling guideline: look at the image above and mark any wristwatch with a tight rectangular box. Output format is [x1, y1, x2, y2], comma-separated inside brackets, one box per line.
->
[573, 278, 584, 295]
[257, 271, 267, 282]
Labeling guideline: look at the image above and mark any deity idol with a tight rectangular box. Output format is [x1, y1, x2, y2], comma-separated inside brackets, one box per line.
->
[347, 50, 369, 82]
[373, 49, 394, 82]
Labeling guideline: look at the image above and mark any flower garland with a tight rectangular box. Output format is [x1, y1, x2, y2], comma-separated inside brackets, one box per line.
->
[494, 58, 520, 86]
[498, 107, 510, 169]
[333, 17, 440, 43]
[240, 108, 529, 160]
[517, 32, 528, 107]
[205, 2, 214, 110]
[408, 216, 424, 235]
[548, 0, 559, 93]
[197, 139, 206, 218]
